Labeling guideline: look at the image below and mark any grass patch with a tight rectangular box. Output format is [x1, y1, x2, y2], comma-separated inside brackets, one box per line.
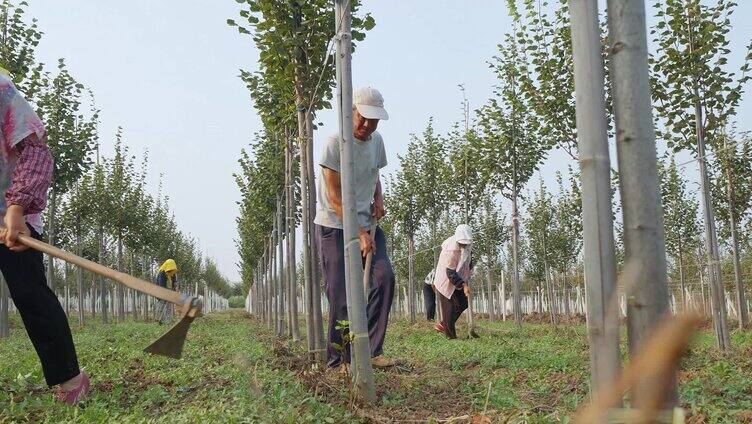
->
[0, 310, 352, 423]
[2, 311, 751, 422]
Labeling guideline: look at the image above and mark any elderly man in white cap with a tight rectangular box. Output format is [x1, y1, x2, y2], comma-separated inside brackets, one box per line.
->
[315, 87, 396, 371]
[432, 224, 474, 339]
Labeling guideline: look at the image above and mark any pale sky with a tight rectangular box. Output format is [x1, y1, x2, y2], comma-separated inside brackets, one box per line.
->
[26, 1, 752, 282]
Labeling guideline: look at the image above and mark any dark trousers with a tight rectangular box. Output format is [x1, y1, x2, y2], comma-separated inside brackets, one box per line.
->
[438, 290, 468, 339]
[1, 227, 80, 386]
[317, 225, 395, 368]
[423, 283, 436, 321]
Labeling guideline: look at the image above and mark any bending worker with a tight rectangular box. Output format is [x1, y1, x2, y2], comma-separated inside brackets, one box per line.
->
[432, 224, 474, 339]
[0, 68, 90, 404]
[155, 259, 178, 324]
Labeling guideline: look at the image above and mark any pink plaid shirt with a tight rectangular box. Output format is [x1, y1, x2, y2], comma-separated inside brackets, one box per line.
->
[0, 74, 53, 233]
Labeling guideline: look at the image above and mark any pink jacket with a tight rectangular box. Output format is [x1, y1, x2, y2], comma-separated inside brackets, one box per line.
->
[432, 236, 473, 300]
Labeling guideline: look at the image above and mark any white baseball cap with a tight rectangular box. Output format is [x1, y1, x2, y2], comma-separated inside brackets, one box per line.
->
[354, 87, 389, 121]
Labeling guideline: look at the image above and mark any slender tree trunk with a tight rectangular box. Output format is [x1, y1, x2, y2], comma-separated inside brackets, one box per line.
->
[65, 265, 70, 316]
[608, 0, 675, 405]
[46, 187, 57, 289]
[130, 252, 138, 319]
[286, 140, 301, 341]
[76, 225, 84, 326]
[545, 270, 557, 326]
[486, 265, 495, 322]
[407, 233, 416, 323]
[116, 233, 125, 323]
[334, 0, 377, 401]
[142, 253, 149, 322]
[296, 92, 316, 356]
[563, 272, 571, 317]
[99, 226, 107, 323]
[306, 112, 326, 360]
[543, 233, 557, 325]
[682, 14, 730, 350]
[266, 241, 273, 329]
[500, 268, 507, 321]
[511, 193, 522, 326]
[276, 197, 285, 337]
[725, 162, 748, 328]
[678, 245, 687, 311]
[570, 0, 621, 398]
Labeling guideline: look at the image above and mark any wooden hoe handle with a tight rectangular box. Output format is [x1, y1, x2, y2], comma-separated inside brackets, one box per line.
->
[16, 233, 186, 306]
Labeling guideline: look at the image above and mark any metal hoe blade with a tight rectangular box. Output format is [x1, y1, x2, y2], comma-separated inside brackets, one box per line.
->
[144, 296, 202, 359]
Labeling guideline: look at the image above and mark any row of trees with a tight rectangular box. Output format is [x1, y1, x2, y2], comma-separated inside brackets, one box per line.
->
[231, 0, 752, 353]
[0, 0, 232, 330]
[383, 0, 752, 347]
[229, 0, 375, 355]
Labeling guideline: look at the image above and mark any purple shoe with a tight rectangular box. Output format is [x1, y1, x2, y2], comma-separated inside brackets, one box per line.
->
[55, 372, 91, 405]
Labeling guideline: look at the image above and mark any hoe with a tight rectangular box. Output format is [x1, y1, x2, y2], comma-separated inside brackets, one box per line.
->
[17, 234, 203, 359]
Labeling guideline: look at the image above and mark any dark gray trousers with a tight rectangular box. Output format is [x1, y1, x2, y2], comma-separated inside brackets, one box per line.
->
[423, 283, 436, 321]
[316, 225, 395, 368]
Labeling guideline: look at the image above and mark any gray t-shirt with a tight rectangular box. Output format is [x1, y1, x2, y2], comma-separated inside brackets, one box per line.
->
[314, 131, 388, 229]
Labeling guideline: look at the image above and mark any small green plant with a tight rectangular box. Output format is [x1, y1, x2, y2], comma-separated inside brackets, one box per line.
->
[330, 320, 352, 355]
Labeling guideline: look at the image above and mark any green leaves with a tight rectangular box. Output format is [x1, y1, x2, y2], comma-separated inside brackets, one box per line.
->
[651, 0, 750, 154]
[228, 0, 377, 287]
[0, 0, 45, 98]
[37, 58, 98, 200]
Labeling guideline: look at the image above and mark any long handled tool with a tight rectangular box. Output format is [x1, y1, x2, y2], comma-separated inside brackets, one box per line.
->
[16, 233, 203, 359]
[466, 289, 480, 339]
[363, 220, 377, 300]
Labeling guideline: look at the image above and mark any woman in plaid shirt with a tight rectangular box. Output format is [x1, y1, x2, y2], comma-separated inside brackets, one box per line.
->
[0, 71, 90, 405]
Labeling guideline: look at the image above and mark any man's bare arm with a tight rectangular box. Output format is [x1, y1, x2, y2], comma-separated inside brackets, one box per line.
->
[323, 167, 343, 220]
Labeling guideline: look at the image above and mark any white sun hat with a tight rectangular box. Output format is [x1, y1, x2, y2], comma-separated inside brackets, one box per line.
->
[354, 87, 389, 121]
[454, 224, 473, 245]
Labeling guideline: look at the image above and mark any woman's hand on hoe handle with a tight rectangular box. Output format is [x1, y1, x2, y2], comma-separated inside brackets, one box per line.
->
[1, 205, 30, 252]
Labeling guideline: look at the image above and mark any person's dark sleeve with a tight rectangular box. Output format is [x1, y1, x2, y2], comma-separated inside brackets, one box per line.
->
[446, 268, 465, 289]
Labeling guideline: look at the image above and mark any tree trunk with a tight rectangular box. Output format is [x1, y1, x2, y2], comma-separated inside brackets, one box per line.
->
[725, 160, 748, 328]
[543, 232, 557, 326]
[500, 269, 506, 321]
[333, 0, 377, 401]
[486, 265, 495, 322]
[276, 197, 285, 338]
[98, 227, 107, 323]
[570, 0, 621, 397]
[546, 271, 557, 326]
[46, 187, 57, 289]
[511, 194, 522, 325]
[286, 139, 301, 341]
[116, 234, 125, 323]
[563, 272, 571, 317]
[608, 0, 676, 405]
[267, 241, 273, 329]
[682, 20, 730, 350]
[64, 266, 70, 316]
[296, 93, 316, 356]
[407, 234, 416, 324]
[678, 245, 687, 311]
[76, 225, 84, 326]
[306, 111, 326, 360]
